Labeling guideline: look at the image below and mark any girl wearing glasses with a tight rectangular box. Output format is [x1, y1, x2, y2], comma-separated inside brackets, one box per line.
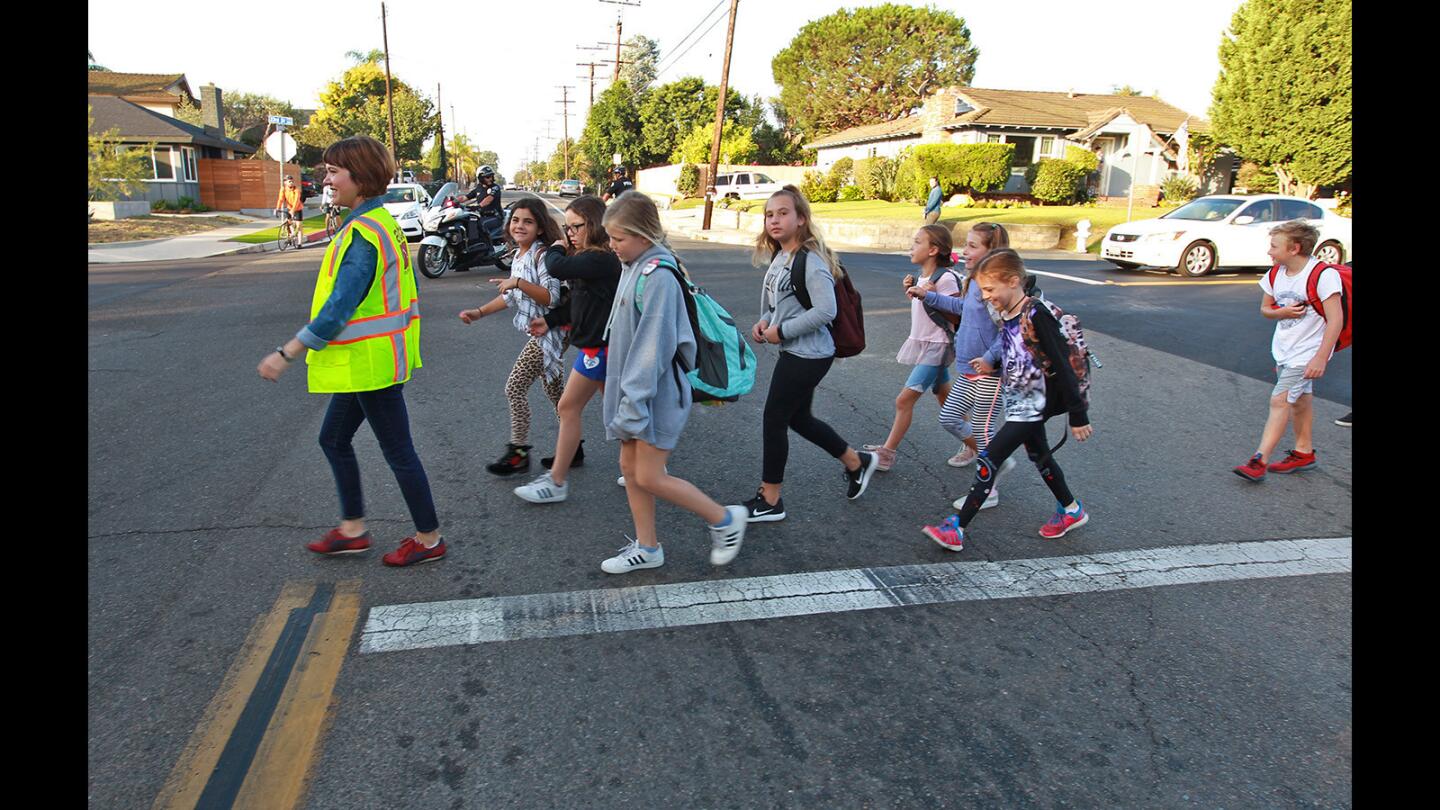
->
[512, 195, 623, 504]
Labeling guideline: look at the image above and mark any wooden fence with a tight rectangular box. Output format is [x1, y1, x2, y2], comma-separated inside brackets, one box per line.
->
[198, 159, 303, 211]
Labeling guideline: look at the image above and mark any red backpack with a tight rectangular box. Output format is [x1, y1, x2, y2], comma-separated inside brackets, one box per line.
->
[791, 248, 866, 358]
[1266, 262, 1352, 351]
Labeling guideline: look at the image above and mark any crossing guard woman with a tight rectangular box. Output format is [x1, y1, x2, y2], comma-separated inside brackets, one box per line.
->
[257, 135, 445, 566]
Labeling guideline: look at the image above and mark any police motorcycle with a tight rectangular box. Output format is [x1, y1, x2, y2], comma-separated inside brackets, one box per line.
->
[415, 181, 514, 279]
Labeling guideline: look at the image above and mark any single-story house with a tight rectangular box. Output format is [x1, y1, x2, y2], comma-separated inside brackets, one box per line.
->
[87, 71, 198, 119]
[88, 85, 256, 205]
[805, 87, 1234, 200]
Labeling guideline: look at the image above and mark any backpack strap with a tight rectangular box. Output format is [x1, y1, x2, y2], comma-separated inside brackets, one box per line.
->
[633, 256, 695, 400]
[790, 248, 812, 310]
[1266, 264, 1281, 293]
[923, 267, 962, 333]
[1304, 261, 1342, 314]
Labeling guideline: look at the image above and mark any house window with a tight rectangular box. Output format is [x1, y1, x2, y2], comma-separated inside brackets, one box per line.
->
[1040, 136, 1056, 157]
[181, 147, 198, 182]
[986, 134, 1002, 144]
[152, 146, 176, 181]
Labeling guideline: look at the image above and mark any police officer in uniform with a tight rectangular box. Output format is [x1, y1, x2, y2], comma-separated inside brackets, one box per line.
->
[466, 165, 503, 240]
[602, 165, 634, 202]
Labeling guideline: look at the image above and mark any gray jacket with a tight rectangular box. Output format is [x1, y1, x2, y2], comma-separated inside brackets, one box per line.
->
[602, 243, 696, 450]
[760, 248, 836, 359]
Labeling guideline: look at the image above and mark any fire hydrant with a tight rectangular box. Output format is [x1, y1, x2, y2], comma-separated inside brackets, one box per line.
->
[1075, 219, 1091, 252]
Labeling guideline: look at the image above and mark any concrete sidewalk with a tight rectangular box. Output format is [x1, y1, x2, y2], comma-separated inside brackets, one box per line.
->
[659, 206, 1101, 261]
[88, 214, 331, 264]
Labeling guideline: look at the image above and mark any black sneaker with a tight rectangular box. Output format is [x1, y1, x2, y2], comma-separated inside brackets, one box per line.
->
[743, 489, 786, 523]
[1334, 412, 1352, 427]
[486, 444, 531, 476]
[845, 451, 880, 500]
[542, 440, 584, 469]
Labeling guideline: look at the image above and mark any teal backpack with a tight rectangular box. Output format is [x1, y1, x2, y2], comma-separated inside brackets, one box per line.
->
[635, 257, 756, 403]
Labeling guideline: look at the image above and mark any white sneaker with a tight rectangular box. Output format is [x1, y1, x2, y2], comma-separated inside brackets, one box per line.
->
[708, 505, 748, 565]
[600, 537, 664, 574]
[514, 472, 568, 504]
[948, 445, 979, 467]
[953, 486, 1000, 511]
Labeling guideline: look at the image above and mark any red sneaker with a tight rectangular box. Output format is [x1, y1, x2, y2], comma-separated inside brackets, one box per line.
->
[1233, 454, 1267, 482]
[383, 536, 447, 567]
[1267, 449, 1316, 474]
[306, 528, 371, 555]
[1039, 503, 1089, 539]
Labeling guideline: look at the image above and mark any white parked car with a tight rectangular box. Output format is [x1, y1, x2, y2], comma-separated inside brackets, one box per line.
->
[1101, 194, 1352, 277]
[381, 183, 432, 240]
[558, 179, 583, 197]
[714, 171, 782, 200]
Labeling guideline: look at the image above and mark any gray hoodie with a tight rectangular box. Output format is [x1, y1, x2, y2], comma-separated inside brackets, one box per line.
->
[602, 243, 696, 450]
[760, 248, 836, 359]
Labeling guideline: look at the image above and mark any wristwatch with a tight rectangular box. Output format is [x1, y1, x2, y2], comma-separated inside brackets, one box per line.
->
[275, 345, 292, 363]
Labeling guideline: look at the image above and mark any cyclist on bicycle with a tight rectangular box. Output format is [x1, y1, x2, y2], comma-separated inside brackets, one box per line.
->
[321, 182, 337, 215]
[274, 175, 304, 231]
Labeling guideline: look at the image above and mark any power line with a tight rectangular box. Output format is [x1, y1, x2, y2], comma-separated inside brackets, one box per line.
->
[656, 4, 729, 80]
[656, 0, 726, 74]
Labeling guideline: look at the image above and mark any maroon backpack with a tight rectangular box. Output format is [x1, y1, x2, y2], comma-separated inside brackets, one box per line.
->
[790, 248, 866, 358]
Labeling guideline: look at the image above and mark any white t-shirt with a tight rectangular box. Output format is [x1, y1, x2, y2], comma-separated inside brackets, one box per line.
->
[321, 186, 335, 205]
[1259, 257, 1343, 366]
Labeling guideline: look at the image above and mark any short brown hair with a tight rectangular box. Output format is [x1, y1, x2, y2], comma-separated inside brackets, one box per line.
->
[918, 224, 955, 266]
[1270, 219, 1320, 256]
[322, 135, 396, 198]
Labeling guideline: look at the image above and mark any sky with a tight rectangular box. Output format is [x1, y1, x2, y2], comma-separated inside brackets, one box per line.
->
[89, 0, 1246, 177]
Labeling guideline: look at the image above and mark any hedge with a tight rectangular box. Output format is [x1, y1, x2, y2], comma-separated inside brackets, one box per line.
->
[1064, 145, 1099, 174]
[677, 163, 699, 197]
[854, 156, 898, 201]
[1024, 158, 1090, 204]
[908, 143, 1015, 198]
[800, 170, 840, 203]
[828, 157, 854, 185]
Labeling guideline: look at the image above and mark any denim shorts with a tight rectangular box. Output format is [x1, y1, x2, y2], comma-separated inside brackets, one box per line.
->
[905, 363, 952, 393]
[1272, 364, 1314, 403]
[574, 346, 608, 381]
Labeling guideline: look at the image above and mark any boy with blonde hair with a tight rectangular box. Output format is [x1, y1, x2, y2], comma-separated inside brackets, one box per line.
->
[1233, 220, 1344, 481]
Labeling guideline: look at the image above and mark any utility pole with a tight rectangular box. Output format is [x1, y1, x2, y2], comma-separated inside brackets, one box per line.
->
[577, 61, 599, 106]
[435, 83, 447, 182]
[556, 87, 575, 180]
[599, 0, 640, 85]
[381, 1, 399, 179]
[702, 0, 739, 231]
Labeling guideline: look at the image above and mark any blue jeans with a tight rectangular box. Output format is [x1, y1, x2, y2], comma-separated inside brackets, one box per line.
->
[318, 384, 439, 533]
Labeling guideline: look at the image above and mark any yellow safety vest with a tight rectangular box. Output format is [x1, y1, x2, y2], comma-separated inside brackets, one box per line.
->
[306, 207, 422, 393]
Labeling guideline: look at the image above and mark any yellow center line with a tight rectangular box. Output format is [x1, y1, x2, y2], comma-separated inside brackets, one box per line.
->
[150, 580, 363, 810]
[233, 581, 363, 810]
[151, 583, 316, 810]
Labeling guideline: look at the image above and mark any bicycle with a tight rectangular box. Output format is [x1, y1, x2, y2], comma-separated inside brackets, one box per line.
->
[324, 205, 341, 240]
[276, 210, 305, 251]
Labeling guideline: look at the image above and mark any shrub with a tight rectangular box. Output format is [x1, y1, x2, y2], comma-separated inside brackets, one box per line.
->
[150, 199, 173, 211]
[893, 153, 923, 203]
[1236, 162, 1279, 193]
[800, 170, 840, 203]
[1025, 159, 1090, 204]
[1335, 193, 1351, 218]
[910, 143, 1015, 198]
[837, 184, 864, 202]
[1064, 145, 1100, 174]
[1160, 174, 1200, 205]
[828, 157, 854, 186]
[176, 196, 196, 210]
[676, 163, 700, 197]
[854, 156, 899, 201]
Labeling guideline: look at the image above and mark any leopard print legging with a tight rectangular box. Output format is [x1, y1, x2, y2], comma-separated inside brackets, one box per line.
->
[505, 337, 566, 445]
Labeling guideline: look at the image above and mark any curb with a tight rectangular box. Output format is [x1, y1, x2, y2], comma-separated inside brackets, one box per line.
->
[221, 231, 333, 256]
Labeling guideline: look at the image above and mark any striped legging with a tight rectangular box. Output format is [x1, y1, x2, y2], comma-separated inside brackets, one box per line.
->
[505, 337, 566, 445]
[937, 372, 1003, 451]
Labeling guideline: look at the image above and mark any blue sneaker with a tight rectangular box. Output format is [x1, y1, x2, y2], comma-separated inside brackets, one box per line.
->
[922, 514, 964, 551]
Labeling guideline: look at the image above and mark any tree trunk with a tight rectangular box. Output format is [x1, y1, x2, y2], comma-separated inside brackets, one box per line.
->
[1274, 165, 1296, 196]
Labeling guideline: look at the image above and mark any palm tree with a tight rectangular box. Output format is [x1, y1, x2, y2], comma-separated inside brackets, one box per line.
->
[345, 49, 386, 64]
[88, 50, 109, 71]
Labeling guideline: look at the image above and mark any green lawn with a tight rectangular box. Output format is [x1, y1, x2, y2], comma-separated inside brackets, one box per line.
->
[226, 215, 328, 244]
[670, 197, 1176, 247]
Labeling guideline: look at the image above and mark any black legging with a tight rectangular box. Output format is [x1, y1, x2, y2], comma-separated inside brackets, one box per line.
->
[763, 352, 850, 484]
[956, 419, 1075, 527]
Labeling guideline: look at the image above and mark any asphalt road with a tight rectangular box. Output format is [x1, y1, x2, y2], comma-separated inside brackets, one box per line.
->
[89, 235, 1351, 808]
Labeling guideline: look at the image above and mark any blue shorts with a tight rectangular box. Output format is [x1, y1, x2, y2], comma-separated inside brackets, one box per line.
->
[574, 346, 608, 381]
[904, 363, 952, 393]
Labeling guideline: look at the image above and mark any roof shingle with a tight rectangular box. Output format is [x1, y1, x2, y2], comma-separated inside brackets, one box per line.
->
[88, 95, 255, 153]
[88, 72, 196, 103]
